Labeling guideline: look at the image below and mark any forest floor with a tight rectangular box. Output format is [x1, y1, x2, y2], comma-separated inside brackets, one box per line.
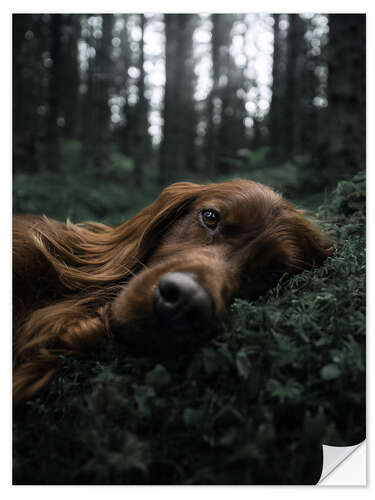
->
[13, 170, 365, 485]
[13, 142, 331, 225]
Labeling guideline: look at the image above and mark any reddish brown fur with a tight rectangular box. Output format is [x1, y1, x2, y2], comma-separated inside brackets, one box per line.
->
[13, 180, 333, 404]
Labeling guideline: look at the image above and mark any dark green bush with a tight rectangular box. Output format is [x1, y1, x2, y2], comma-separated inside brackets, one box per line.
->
[13, 140, 159, 225]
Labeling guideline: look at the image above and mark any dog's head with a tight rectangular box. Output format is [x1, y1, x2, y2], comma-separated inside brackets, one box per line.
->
[111, 180, 333, 354]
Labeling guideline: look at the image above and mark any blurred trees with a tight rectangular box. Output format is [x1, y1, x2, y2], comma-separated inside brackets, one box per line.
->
[269, 14, 328, 166]
[13, 14, 49, 173]
[131, 14, 148, 187]
[45, 14, 62, 172]
[326, 14, 365, 181]
[81, 14, 113, 171]
[160, 14, 197, 184]
[115, 14, 152, 184]
[13, 13, 365, 193]
[283, 14, 307, 159]
[268, 14, 283, 162]
[60, 15, 80, 139]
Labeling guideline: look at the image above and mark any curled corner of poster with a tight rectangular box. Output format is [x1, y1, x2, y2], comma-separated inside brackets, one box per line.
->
[318, 440, 366, 486]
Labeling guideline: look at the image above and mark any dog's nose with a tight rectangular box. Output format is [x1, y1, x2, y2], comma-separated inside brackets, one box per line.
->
[154, 272, 213, 332]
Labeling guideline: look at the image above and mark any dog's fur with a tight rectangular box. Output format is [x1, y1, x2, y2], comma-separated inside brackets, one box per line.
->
[13, 180, 333, 404]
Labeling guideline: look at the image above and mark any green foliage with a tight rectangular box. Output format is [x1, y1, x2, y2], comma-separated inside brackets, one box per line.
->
[229, 148, 331, 204]
[320, 171, 365, 218]
[13, 140, 159, 225]
[13, 172, 365, 485]
[145, 364, 171, 387]
[237, 146, 271, 170]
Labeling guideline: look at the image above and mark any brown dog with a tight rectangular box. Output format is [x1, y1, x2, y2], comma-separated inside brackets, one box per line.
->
[13, 180, 333, 404]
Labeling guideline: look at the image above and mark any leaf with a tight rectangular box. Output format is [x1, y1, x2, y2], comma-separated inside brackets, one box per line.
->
[218, 427, 238, 447]
[236, 349, 250, 379]
[133, 385, 156, 414]
[320, 363, 341, 380]
[145, 364, 171, 387]
[187, 354, 203, 378]
[203, 347, 220, 375]
[266, 378, 303, 403]
[214, 405, 245, 426]
[216, 342, 234, 366]
[183, 407, 204, 428]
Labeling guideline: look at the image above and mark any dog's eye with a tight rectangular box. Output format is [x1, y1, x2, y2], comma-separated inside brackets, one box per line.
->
[200, 209, 220, 230]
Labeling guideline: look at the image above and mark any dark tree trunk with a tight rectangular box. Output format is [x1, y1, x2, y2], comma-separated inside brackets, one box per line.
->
[92, 14, 113, 172]
[132, 15, 150, 188]
[269, 14, 283, 162]
[13, 15, 28, 148]
[204, 14, 222, 177]
[159, 14, 197, 185]
[159, 14, 178, 185]
[205, 14, 244, 176]
[219, 63, 247, 171]
[80, 19, 95, 170]
[13, 15, 40, 172]
[60, 15, 80, 138]
[46, 14, 62, 172]
[325, 14, 365, 180]
[283, 14, 301, 160]
[81, 15, 113, 172]
[115, 14, 132, 158]
[292, 16, 316, 159]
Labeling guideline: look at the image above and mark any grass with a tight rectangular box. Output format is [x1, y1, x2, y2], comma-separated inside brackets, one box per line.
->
[13, 142, 160, 226]
[13, 169, 365, 485]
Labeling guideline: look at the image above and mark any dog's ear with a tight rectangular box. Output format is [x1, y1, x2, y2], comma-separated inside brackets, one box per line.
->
[292, 211, 335, 268]
[136, 182, 202, 255]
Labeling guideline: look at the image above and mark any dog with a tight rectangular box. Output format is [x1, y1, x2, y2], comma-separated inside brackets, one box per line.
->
[13, 180, 333, 404]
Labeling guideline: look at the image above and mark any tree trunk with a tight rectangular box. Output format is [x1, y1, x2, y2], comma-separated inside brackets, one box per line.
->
[132, 15, 149, 188]
[46, 14, 62, 171]
[204, 14, 221, 177]
[159, 14, 197, 185]
[13, 15, 40, 172]
[326, 14, 365, 180]
[269, 14, 283, 162]
[81, 15, 113, 172]
[61, 15, 80, 138]
[283, 14, 301, 160]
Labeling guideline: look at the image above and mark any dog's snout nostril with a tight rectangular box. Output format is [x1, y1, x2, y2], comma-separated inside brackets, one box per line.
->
[158, 279, 180, 304]
[154, 272, 213, 332]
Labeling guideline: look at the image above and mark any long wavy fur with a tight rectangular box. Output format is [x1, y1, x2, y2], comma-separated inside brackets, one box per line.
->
[13, 181, 333, 405]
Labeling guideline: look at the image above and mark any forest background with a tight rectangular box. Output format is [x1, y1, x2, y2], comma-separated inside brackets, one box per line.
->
[13, 13, 365, 221]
